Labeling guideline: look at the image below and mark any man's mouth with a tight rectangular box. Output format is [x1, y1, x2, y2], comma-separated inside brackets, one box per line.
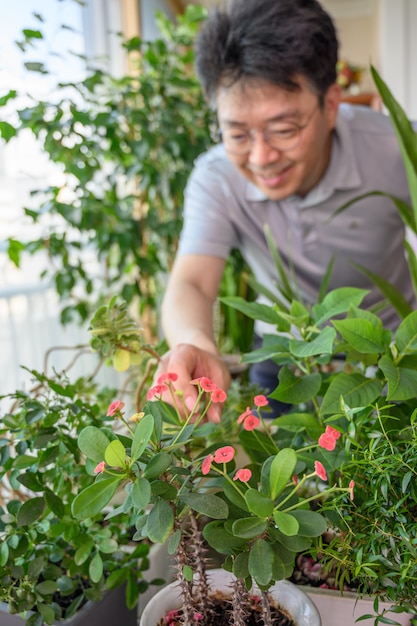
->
[251, 164, 293, 187]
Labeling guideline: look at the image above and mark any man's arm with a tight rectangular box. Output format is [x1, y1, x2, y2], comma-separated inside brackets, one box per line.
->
[156, 254, 231, 422]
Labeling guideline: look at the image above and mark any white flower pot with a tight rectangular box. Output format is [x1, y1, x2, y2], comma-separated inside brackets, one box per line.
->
[304, 587, 413, 626]
[140, 568, 321, 625]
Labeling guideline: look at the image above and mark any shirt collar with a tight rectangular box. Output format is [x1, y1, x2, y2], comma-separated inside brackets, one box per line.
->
[244, 105, 363, 206]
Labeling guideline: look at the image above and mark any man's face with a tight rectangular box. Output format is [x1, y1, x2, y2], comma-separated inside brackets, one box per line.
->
[216, 76, 340, 200]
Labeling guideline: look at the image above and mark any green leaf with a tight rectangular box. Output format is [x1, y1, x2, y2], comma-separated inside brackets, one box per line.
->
[131, 477, 151, 511]
[0, 121, 17, 141]
[379, 354, 417, 401]
[404, 239, 417, 298]
[75, 541, 93, 565]
[320, 372, 383, 415]
[28, 556, 44, 580]
[78, 426, 111, 462]
[273, 511, 300, 536]
[220, 296, 280, 325]
[0, 541, 9, 566]
[142, 451, 172, 479]
[233, 551, 250, 579]
[332, 318, 387, 354]
[147, 499, 174, 543]
[245, 489, 274, 518]
[36, 580, 58, 595]
[312, 287, 369, 326]
[180, 493, 228, 519]
[17, 497, 45, 526]
[89, 552, 103, 583]
[38, 603, 55, 625]
[44, 490, 65, 518]
[71, 477, 121, 519]
[232, 517, 267, 538]
[131, 414, 154, 461]
[264, 223, 294, 303]
[289, 326, 336, 357]
[290, 509, 328, 537]
[273, 412, 322, 439]
[270, 367, 322, 404]
[352, 262, 413, 319]
[183, 564, 193, 581]
[269, 448, 297, 500]
[371, 66, 417, 230]
[203, 521, 247, 555]
[104, 439, 126, 467]
[395, 310, 417, 355]
[248, 539, 274, 587]
[241, 336, 290, 364]
[223, 479, 249, 511]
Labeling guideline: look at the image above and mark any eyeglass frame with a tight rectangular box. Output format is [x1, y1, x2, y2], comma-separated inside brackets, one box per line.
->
[216, 103, 321, 155]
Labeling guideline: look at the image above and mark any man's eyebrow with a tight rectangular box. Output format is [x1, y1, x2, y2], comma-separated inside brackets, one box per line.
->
[220, 111, 300, 127]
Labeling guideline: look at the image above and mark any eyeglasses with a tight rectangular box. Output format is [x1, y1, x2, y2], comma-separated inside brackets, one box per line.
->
[218, 104, 320, 155]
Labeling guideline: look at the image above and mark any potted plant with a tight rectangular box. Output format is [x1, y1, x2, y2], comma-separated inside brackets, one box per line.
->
[71, 295, 360, 625]
[219, 63, 417, 621]
[0, 327, 158, 626]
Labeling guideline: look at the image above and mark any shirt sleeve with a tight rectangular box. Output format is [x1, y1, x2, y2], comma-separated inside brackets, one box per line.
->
[177, 150, 241, 259]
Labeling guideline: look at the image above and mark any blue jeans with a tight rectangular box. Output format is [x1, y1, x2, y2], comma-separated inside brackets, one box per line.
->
[249, 336, 291, 418]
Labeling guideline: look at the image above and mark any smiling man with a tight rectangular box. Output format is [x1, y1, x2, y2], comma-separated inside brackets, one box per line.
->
[156, 0, 415, 421]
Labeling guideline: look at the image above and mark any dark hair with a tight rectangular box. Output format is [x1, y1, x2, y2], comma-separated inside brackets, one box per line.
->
[195, 0, 339, 104]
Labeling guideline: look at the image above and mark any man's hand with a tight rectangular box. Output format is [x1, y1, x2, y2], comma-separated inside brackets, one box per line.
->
[153, 343, 231, 423]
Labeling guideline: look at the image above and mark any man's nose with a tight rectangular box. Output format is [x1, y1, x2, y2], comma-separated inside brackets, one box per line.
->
[247, 132, 282, 166]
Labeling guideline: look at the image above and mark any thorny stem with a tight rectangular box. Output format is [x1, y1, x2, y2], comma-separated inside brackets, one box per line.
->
[231, 578, 251, 626]
[174, 522, 196, 626]
[261, 590, 273, 626]
[188, 513, 213, 620]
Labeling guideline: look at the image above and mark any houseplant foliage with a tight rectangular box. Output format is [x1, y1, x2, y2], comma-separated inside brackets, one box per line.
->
[72, 301, 353, 626]
[0, 358, 152, 626]
[219, 67, 417, 623]
[0, 2, 254, 353]
[0, 4, 214, 336]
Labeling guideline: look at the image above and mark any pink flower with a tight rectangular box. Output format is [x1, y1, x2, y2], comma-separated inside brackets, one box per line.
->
[165, 609, 179, 624]
[325, 425, 341, 440]
[237, 407, 252, 425]
[314, 460, 327, 481]
[318, 425, 342, 451]
[318, 431, 337, 451]
[211, 387, 227, 403]
[190, 376, 216, 392]
[213, 446, 235, 464]
[254, 395, 268, 407]
[106, 400, 125, 417]
[146, 383, 168, 400]
[201, 454, 213, 475]
[157, 372, 178, 384]
[94, 461, 106, 474]
[349, 480, 355, 500]
[233, 468, 252, 483]
[193, 613, 203, 621]
[199, 377, 217, 392]
[243, 415, 260, 431]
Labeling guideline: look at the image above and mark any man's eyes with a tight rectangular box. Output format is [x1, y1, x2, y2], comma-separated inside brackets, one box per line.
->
[228, 132, 248, 142]
[268, 126, 297, 138]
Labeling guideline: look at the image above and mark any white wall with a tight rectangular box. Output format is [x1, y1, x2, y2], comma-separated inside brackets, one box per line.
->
[379, 0, 417, 118]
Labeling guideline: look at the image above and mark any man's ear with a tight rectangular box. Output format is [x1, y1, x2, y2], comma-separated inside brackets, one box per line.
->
[325, 83, 342, 129]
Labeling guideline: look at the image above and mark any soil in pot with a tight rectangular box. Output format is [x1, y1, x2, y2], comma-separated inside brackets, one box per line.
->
[159, 591, 295, 626]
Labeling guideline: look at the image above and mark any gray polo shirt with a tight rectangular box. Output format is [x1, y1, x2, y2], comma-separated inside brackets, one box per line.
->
[178, 103, 415, 334]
